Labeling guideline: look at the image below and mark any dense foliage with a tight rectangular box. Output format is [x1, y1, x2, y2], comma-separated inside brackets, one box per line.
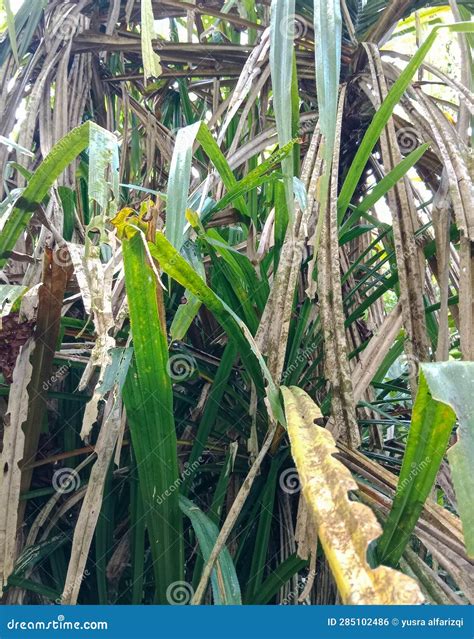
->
[0, 0, 473, 606]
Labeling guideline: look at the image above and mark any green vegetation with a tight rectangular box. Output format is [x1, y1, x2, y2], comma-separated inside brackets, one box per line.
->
[0, 0, 473, 606]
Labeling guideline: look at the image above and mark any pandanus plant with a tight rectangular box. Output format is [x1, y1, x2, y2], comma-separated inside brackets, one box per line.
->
[0, 0, 473, 605]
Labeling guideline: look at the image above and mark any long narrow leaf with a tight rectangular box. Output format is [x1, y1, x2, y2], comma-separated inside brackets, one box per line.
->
[4, 0, 19, 66]
[166, 122, 248, 250]
[338, 22, 474, 218]
[340, 143, 430, 230]
[313, 0, 342, 151]
[141, 0, 162, 80]
[270, 0, 295, 221]
[148, 231, 284, 424]
[121, 229, 184, 603]
[375, 364, 458, 567]
[0, 122, 115, 268]
[180, 496, 241, 605]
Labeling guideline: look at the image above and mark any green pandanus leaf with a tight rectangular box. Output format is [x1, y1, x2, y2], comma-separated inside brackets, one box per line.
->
[121, 228, 184, 603]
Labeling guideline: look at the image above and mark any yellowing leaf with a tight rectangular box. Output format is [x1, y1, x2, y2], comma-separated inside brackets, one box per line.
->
[281, 386, 424, 605]
[141, 0, 162, 82]
[111, 207, 135, 238]
[185, 208, 201, 230]
[111, 207, 148, 239]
